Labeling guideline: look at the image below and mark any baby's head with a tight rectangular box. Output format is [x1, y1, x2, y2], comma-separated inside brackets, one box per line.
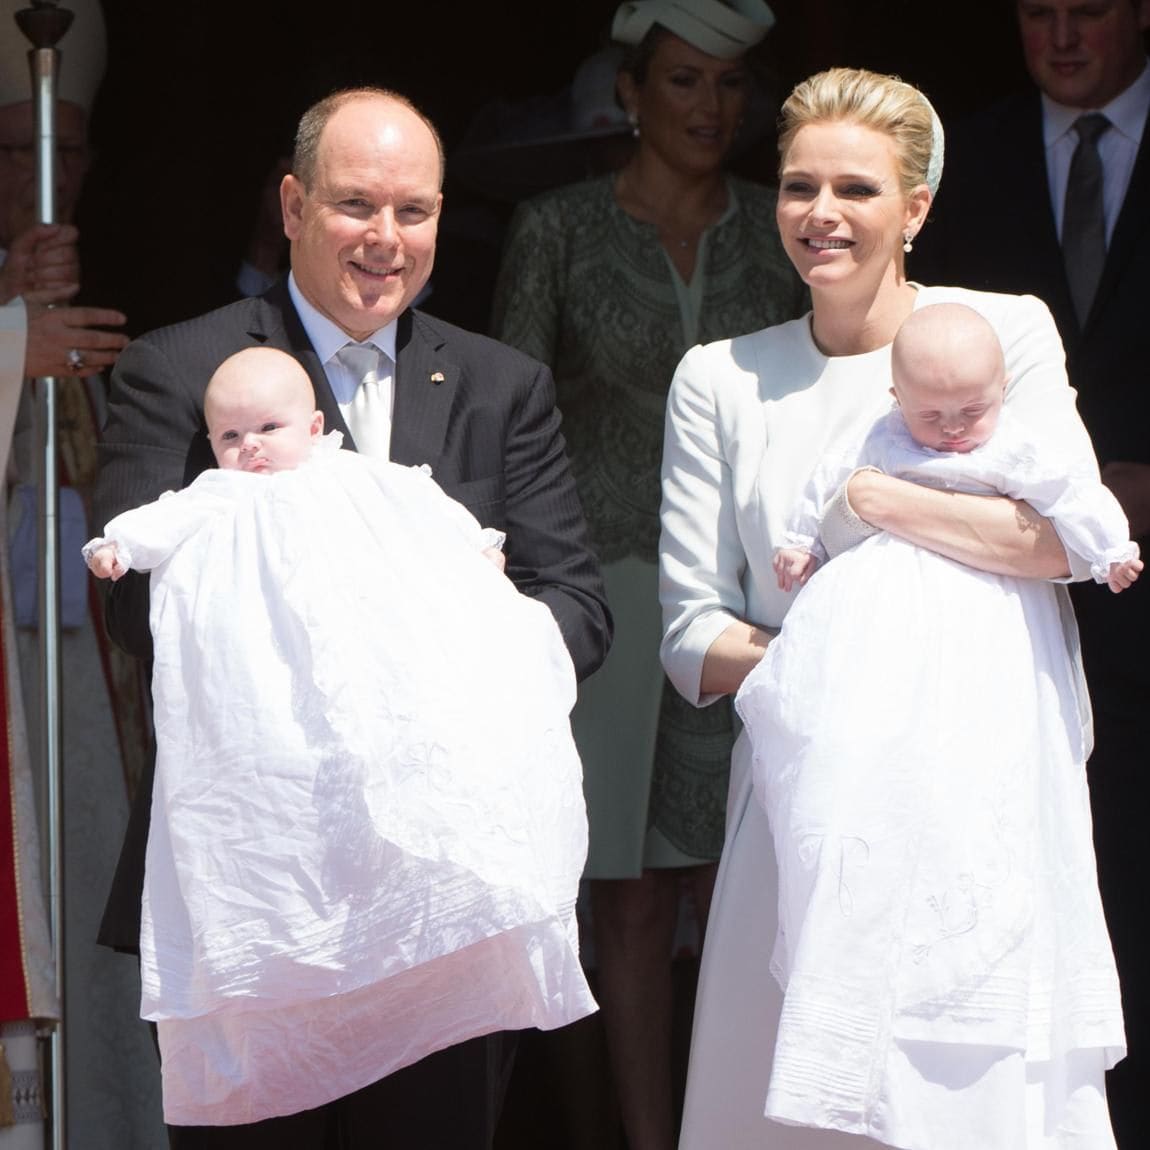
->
[890, 303, 1007, 454]
[204, 347, 324, 473]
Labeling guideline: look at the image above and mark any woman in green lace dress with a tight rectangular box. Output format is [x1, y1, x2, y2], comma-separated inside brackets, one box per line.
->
[491, 2, 804, 1146]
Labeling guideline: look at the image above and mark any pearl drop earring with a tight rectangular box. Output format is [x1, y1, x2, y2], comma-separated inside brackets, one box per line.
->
[903, 233, 914, 254]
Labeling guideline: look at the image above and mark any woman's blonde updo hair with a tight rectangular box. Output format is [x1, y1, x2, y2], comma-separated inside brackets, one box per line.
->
[778, 68, 941, 198]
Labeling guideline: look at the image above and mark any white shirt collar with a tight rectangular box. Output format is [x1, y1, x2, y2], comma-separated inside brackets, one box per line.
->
[1042, 59, 1150, 148]
[287, 272, 398, 365]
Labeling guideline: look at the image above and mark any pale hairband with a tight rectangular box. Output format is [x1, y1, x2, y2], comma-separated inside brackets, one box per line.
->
[921, 90, 945, 196]
[905, 88, 945, 252]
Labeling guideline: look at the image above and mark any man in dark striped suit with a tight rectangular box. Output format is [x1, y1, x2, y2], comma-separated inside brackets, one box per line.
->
[93, 87, 610, 1149]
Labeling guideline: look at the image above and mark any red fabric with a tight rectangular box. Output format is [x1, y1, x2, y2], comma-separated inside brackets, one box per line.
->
[0, 589, 32, 1021]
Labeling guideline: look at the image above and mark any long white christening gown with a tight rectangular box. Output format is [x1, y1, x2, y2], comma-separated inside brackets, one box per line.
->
[735, 407, 1129, 1148]
[87, 435, 594, 1125]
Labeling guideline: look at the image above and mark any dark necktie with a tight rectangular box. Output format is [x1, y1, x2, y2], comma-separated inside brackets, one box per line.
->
[1061, 113, 1110, 325]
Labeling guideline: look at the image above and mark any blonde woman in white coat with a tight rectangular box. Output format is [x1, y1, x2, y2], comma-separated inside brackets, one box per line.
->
[659, 67, 1121, 1149]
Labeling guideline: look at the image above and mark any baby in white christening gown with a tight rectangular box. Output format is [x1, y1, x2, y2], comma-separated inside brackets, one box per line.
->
[84, 347, 594, 1126]
[736, 304, 1137, 1146]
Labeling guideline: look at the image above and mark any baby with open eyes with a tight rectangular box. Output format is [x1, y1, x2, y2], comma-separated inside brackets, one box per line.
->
[85, 346, 505, 576]
[83, 346, 593, 1126]
[735, 302, 1137, 1128]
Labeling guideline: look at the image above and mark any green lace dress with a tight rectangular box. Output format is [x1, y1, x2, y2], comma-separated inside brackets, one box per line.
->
[492, 175, 805, 878]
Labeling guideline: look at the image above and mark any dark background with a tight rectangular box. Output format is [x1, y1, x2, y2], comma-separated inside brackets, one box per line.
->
[75, 0, 1026, 336]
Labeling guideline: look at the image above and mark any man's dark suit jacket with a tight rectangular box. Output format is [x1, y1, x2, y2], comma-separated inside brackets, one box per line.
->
[94, 281, 611, 951]
[914, 90, 1150, 1144]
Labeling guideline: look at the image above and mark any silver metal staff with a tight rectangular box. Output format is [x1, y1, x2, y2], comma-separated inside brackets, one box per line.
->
[14, 2, 72, 1146]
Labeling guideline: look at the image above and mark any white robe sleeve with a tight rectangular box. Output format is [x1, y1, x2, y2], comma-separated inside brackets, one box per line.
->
[1, 297, 27, 480]
[84, 470, 243, 573]
[996, 449, 1137, 583]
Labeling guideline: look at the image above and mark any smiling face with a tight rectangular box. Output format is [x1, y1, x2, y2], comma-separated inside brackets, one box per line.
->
[776, 120, 931, 301]
[205, 348, 324, 473]
[891, 304, 1007, 454]
[617, 32, 750, 177]
[280, 95, 442, 341]
[1017, 0, 1150, 109]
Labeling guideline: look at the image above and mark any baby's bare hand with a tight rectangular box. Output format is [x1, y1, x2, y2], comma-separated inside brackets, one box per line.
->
[87, 545, 125, 581]
[1107, 554, 1143, 594]
[774, 547, 815, 592]
[481, 546, 506, 574]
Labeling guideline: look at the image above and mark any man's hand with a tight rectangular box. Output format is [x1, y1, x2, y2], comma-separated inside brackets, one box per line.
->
[1, 221, 129, 377]
[25, 302, 128, 378]
[0, 222, 80, 306]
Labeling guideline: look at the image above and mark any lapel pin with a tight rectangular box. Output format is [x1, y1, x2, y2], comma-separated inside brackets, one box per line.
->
[430, 371, 445, 385]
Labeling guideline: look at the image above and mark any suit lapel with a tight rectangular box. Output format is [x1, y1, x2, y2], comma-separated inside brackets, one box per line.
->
[247, 288, 461, 462]
[389, 310, 460, 470]
[251, 281, 353, 441]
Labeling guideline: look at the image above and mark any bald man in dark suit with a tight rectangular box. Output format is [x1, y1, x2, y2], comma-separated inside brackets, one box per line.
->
[94, 87, 610, 1149]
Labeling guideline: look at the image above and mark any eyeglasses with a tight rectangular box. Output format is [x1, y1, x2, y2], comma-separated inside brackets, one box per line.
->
[0, 140, 88, 170]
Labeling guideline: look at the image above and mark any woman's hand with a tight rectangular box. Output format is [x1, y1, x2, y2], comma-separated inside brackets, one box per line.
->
[699, 620, 776, 697]
[846, 468, 1071, 580]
